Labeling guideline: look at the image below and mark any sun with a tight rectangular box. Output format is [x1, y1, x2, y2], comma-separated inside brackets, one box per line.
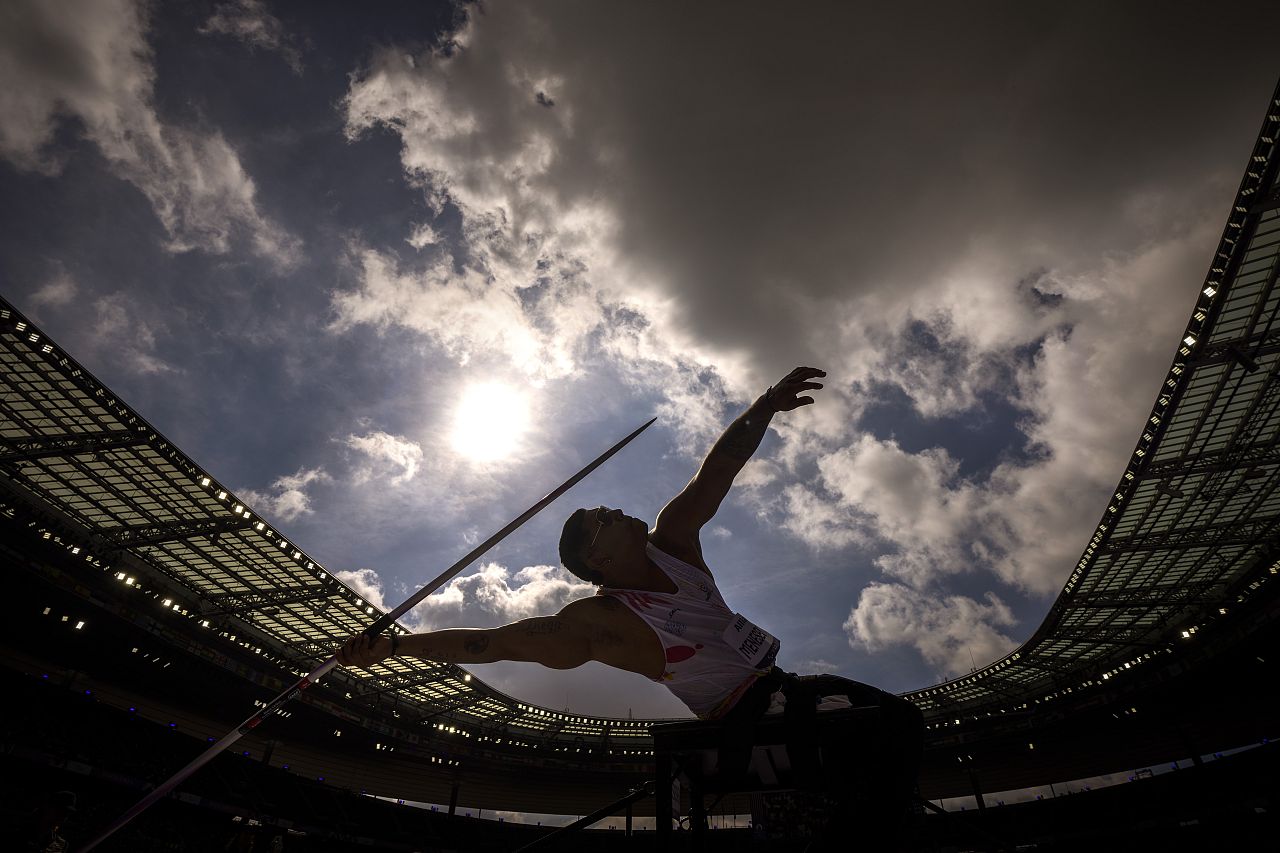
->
[449, 382, 531, 462]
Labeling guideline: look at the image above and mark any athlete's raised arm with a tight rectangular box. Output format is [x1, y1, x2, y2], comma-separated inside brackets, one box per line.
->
[651, 366, 825, 563]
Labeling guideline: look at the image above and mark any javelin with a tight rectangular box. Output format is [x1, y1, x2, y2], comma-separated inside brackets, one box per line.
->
[79, 417, 657, 852]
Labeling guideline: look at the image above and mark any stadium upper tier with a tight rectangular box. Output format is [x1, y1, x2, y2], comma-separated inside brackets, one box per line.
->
[3, 80, 1279, 758]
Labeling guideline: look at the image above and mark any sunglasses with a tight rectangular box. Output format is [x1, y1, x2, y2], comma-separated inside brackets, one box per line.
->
[587, 506, 613, 550]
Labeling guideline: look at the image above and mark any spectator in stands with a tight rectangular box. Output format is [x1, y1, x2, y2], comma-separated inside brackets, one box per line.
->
[339, 367, 923, 843]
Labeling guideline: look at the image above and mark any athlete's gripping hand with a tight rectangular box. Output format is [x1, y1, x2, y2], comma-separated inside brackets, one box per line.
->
[765, 366, 826, 412]
[337, 634, 394, 668]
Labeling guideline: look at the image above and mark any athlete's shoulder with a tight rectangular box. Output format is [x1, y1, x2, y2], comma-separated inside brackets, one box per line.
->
[562, 594, 623, 620]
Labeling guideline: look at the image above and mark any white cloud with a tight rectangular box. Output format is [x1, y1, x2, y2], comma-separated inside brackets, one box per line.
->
[334, 567, 388, 612]
[198, 0, 304, 74]
[406, 222, 438, 249]
[0, 0, 299, 267]
[88, 292, 178, 376]
[331, 245, 584, 381]
[844, 582, 1019, 679]
[29, 268, 78, 309]
[333, 562, 596, 635]
[240, 466, 330, 522]
[344, 431, 424, 485]
[775, 484, 869, 552]
[812, 436, 983, 586]
[771, 214, 1221, 600]
[409, 562, 596, 632]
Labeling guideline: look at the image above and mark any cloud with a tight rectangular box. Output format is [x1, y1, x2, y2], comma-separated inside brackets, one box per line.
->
[775, 483, 869, 552]
[330, 245, 587, 381]
[29, 267, 78, 309]
[774, 210, 1221, 597]
[409, 562, 596, 632]
[239, 466, 330, 522]
[198, 0, 304, 74]
[344, 431, 424, 485]
[330, 5, 1255, 677]
[335, 562, 596, 635]
[0, 0, 300, 267]
[844, 582, 1019, 679]
[346, 4, 1245, 390]
[87, 292, 179, 376]
[334, 567, 388, 612]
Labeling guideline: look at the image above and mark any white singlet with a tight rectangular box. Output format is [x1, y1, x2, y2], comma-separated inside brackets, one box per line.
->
[599, 542, 780, 719]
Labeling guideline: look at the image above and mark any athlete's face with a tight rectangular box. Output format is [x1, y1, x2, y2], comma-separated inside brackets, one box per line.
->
[582, 506, 645, 561]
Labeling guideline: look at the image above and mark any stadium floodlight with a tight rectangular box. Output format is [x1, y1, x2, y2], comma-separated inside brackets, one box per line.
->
[78, 417, 656, 852]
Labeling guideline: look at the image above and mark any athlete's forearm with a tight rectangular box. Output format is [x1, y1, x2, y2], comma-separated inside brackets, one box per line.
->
[399, 629, 500, 664]
[709, 394, 775, 464]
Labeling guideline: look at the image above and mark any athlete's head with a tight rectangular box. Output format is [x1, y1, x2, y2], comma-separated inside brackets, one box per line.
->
[559, 507, 605, 585]
[559, 506, 646, 585]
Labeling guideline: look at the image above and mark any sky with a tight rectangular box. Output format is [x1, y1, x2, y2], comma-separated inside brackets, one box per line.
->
[3, 0, 1278, 720]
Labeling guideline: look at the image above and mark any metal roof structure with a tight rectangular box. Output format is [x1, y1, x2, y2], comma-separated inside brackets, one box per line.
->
[4, 77, 1279, 761]
[0, 299, 658, 754]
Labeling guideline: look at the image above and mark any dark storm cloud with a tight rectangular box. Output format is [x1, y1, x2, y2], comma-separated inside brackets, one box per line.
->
[356, 1, 1278, 377]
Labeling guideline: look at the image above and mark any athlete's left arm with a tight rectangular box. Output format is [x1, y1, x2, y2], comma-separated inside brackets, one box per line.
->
[652, 366, 825, 557]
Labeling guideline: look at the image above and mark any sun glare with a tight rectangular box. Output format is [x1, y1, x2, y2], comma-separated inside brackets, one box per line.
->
[449, 382, 531, 462]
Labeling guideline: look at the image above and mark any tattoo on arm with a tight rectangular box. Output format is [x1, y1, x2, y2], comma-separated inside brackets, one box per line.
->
[522, 618, 564, 636]
[463, 635, 491, 656]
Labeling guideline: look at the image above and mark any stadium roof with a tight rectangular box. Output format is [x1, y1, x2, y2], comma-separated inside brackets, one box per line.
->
[0, 298, 660, 749]
[3, 78, 1279, 754]
[904, 79, 1280, 724]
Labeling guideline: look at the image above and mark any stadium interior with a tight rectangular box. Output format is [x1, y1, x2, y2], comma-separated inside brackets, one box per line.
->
[4, 78, 1280, 851]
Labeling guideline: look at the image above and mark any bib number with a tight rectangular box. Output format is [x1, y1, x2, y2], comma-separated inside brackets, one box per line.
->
[721, 613, 777, 668]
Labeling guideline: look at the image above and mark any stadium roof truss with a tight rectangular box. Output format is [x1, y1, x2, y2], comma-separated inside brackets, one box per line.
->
[0, 302, 652, 746]
[3, 80, 1279, 749]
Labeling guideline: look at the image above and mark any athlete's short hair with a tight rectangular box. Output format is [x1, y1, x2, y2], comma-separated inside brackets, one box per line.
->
[559, 508, 605, 586]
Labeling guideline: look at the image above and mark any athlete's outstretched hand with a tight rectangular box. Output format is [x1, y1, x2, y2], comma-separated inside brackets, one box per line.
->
[337, 634, 393, 668]
[766, 366, 826, 412]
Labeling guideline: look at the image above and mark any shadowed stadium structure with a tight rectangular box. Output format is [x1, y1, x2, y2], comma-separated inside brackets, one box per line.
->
[4, 78, 1279, 850]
